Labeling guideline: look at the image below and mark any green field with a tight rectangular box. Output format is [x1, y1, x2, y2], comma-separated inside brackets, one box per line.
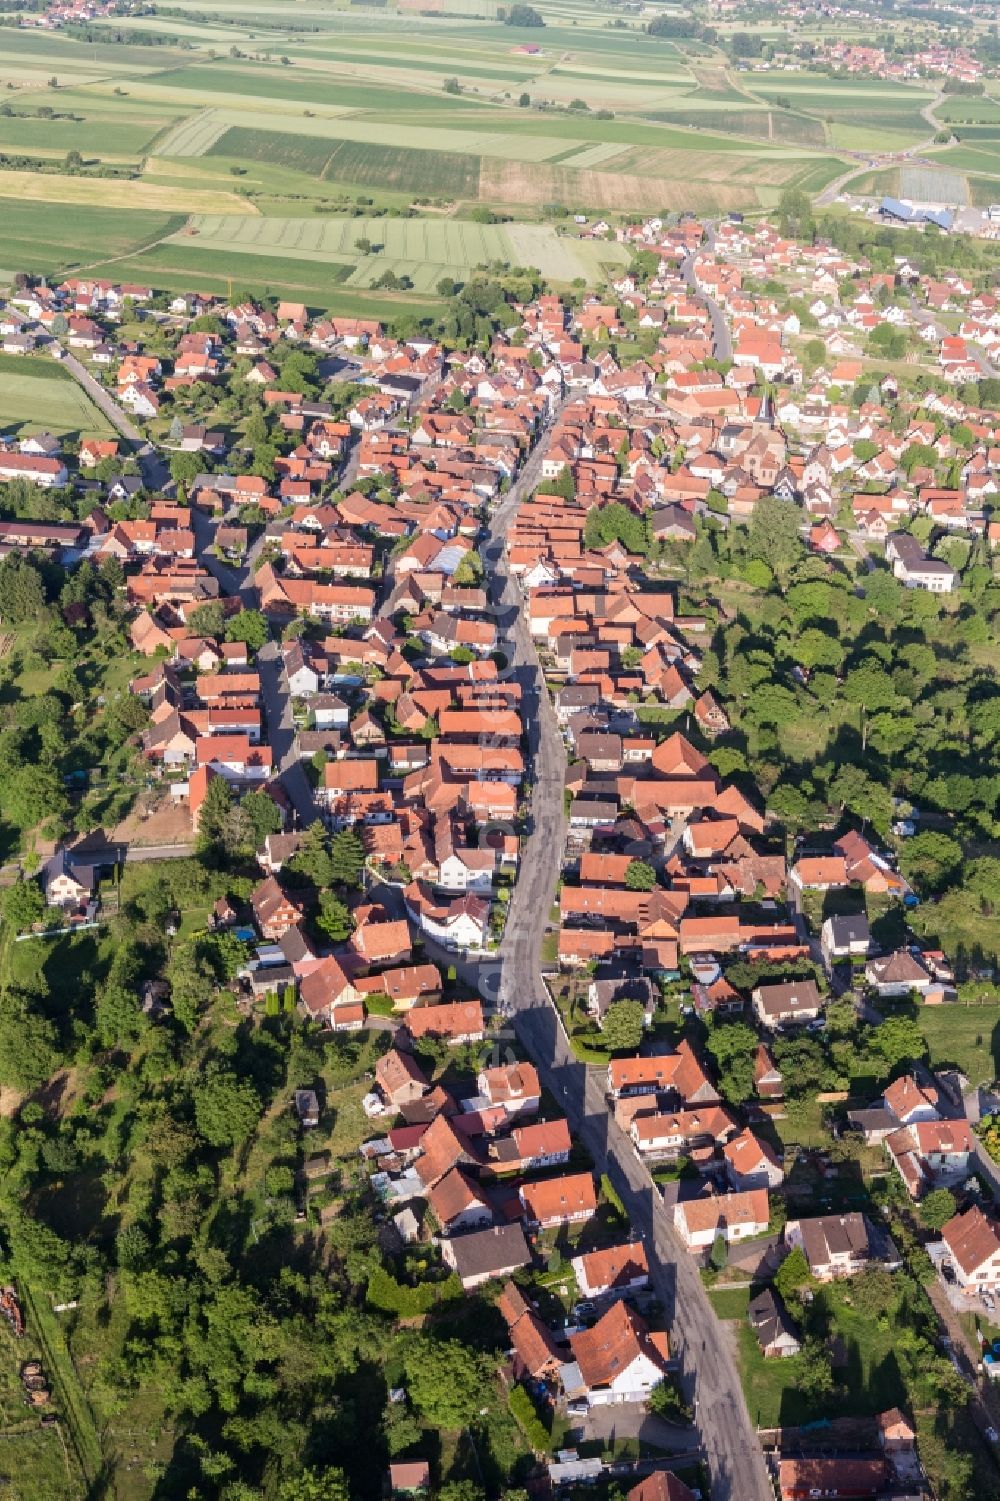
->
[210, 128, 484, 198]
[170, 212, 629, 287]
[0, 201, 183, 279]
[0, 356, 116, 438]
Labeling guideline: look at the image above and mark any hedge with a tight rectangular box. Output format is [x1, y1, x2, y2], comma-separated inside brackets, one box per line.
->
[365, 1265, 462, 1316]
[508, 1383, 550, 1453]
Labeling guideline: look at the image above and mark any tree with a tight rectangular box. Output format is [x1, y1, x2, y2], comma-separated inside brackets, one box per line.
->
[601, 1000, 645, 1053]
[4, 764, 67, 833]
[2, 878, 45, 934]
[709, 1232, 727, 1271]
[278, 1468, 350, 1501]
[169, 450, 202, 491]
[705, 1020, 758, 1105]
[196, 774, 234, 852]
[291, 822, 335, 888]
[0, 555, 45, 623]
[624, 859, 656, 891]
[0, 987, 58, 1092]
[188, 601, 226, 640]
[329, 829, 365, 888]
[241, 790, 283, 849]
[316, 892, 352, 943]
[748, 495, 803, 582]
[518, 91, 531, 106]
[403, 1339, 496, 1427]
[851, 1266, 896, 1319]
[773, 1245, 811, 1303]
[194, 1067, 262, 1148]
[900, 832, 963, 895]
[504, 3, 543, 23]
[920, 1188, 957, 1232]
[225, 609, 269, 652]
[796, 1337, 834, 1400]
[452, 550, 483, 586]
[867, 1015, 926, 1072]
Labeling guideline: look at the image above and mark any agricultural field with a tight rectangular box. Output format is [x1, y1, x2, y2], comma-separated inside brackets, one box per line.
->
[0, 355, 116, 439]
[168, 213, 630, 289]
[0, 202, 183, 281]
[0, 0, 978, 312]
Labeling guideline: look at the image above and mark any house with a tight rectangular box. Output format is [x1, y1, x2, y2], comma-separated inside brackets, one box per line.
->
[885, 1118, 973, 1198]
[941, 1205, 1000, 1293]
[499, 1282, 563, 1379]
[477, 1061, 540, 1117]
[440, 1222, 532, 1290]
[821, 913, 870, 969]
[519, 1172, 597, 1230]
[572, 1242, 650, 1301]
[625, 1475, 696, 1501]
[41, 848, 94, 908]
[784, 1213, 891, 1281]
[565, 1300, 669, 1407]
[754, 1043, 784, 1101]
[375, 1049, 429, 1110]
[778, 1457, 887, 1501]
[673, 1189, 770, 1252]
[886, 530, 957, 594]
[864, 949, 933, 998]
[388, 1460, 430, 1496]
[723, 1129, 784, 1191]
[748, 1288, 800, 1358]
[294, 1089, 320, 1129]
[752, 979, 823, 1030]
[489, 1118, 572, 1174]
[403, 999, 484, 1045]
[427, 1167, 494, 1233]
[249, 876, 304, 940]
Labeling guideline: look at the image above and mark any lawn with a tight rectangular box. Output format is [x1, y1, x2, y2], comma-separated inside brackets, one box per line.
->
[0, 357, 116, 438]
[733, 1283, 907, 1429]
[915, 999, 1000, 1085]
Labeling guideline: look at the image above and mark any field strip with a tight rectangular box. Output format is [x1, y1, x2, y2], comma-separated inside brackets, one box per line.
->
[155, 109, 231, 157]
[0, 171, 257, 214]
[171, 214, 625, 283]
[197, 113, 579, 163]
[558, 142, 631, 169]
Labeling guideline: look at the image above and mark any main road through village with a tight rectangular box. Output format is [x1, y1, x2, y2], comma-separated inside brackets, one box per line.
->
[176, 366, 770, 1499]
[453, 404, 772, 1501]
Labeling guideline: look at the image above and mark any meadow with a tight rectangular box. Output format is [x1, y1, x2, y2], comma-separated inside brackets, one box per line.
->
[0, 355, 117, 439]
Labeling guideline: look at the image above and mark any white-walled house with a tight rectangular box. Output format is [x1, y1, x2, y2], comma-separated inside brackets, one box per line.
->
[564, 1301, 669, 1407]
[673, 1189, 769, 1252]
[941, 1206, 1000, 1293]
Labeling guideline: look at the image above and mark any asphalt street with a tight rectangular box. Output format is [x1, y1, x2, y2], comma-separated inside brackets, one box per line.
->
[466, 396, 772, 1501]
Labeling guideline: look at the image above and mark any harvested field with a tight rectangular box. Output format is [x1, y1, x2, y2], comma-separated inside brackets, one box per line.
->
[611, 144, 811, 185]
[155, 110, 232, 158]
[0, 170, 255, 215]
[477, 157, 750, 212]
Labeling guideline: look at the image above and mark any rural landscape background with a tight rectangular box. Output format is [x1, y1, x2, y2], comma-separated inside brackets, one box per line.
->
[2, 0, 998, 316]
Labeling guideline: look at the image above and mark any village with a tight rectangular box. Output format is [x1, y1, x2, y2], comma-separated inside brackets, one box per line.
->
[0, 199, 998, 1501]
